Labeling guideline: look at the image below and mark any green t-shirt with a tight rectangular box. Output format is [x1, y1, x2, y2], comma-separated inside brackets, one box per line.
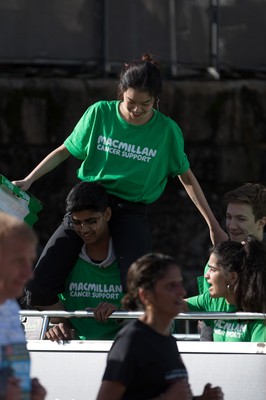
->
[197, 261, 210, 294]
[64, 100, 190, 203]
[186, 292, 266, 342]
[58, 257, 124, 340]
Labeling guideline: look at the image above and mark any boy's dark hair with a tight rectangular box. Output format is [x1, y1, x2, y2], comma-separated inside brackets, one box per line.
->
[66, 181, 109, 213]
[224, 183, 266, 221]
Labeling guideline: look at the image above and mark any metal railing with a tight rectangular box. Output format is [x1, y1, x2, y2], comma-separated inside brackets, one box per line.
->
[20, 310, 266, 340]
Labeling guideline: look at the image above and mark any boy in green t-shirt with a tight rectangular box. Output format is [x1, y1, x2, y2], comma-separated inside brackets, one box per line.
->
[39, 181, 125, 340]
[198, 183, 266, 340]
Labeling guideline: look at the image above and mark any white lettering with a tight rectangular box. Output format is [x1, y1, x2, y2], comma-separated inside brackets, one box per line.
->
[97, 136, 157, 163]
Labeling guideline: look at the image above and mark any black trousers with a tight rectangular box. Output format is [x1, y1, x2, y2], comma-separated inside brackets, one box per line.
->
[25, 195, 152, 307]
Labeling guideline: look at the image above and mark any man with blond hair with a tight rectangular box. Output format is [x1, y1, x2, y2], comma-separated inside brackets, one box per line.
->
[0, 212, 46, 399]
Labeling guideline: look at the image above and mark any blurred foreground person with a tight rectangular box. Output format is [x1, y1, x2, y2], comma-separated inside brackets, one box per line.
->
[97, 253, 223, 400]
[0, 212, 46, 400]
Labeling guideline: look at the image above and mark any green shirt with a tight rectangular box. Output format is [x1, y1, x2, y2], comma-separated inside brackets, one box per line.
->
[64, 100, 190, 203]
[197, 261, 210, 294]
[59, 256, 124, 340]
[186, 292, 266, 342]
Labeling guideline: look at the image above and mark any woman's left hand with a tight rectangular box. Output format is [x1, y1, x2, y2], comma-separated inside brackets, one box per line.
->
[210, 225, 228, 245]
[196, 383, 224, 400]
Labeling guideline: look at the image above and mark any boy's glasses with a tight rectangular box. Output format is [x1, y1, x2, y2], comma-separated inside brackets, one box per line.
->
[68, 215, 102, 229]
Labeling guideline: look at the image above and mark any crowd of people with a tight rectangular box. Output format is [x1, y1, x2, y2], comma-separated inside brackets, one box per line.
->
[1, 53, 265, 398]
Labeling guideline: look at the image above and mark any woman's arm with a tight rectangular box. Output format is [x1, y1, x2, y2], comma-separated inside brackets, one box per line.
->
[96, 381, 126, 400]
[178, 169, 227, 245]
[12, 144, 71, 191]
[96, 379, 193, 400]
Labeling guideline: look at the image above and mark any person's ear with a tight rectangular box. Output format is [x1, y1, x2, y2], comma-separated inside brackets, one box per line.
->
[138, 287, 152, 308]
[259, 216, 266, 229]
[104, 207, 112, 221]
[228, 271, 238, 285]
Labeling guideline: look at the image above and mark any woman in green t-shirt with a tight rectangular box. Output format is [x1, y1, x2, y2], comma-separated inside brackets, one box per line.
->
[184, 235, 266, 341]
[12, 54, 226, 308]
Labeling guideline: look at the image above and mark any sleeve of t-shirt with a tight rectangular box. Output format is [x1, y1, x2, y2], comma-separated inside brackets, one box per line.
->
[64, 103, 99, 160]
[102, 333, 137, 386]
[186, 292, 210, 312]
[250, 320, 266, 342]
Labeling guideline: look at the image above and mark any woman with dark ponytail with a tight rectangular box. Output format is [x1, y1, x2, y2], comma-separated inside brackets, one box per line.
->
[13, 54, 226, 308]
[184, 235, 266, 341]
[97, 253, 224, 400]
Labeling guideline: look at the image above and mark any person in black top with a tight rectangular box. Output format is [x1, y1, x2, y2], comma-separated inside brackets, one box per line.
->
[96, 253, 224, 400]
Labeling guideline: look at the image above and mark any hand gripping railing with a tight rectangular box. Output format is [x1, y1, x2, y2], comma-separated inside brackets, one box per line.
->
[19, 310, 266, 340]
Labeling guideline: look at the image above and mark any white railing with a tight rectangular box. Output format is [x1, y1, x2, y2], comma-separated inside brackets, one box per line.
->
[20, 309, 266, 320]
[20, 310, 266, 340]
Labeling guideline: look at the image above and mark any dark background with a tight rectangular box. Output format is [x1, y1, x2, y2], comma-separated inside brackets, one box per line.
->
[0, 0, 266, 300]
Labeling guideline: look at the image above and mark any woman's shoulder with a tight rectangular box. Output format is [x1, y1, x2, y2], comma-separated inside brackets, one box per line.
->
[79, 100, 118, 122]
[88, 100, 118, 111]
[114, 319, 152, 343]
[153, 110, 183, 135]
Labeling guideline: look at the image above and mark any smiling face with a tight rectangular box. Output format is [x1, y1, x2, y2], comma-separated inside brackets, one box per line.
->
[205, 253, 237, 303]
[70, 208, 111, 245]
[146, 264, 187, 319]
[120, 88, 155, 125]
[226, 202, 264, 242]
[0, 235, 36, 302]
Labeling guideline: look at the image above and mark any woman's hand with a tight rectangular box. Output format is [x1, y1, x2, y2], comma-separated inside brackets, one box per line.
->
[12, 178, 33, 191]
[195, 383, 224, 400]
[209, 225, 228, 245]
[31, 378, 47, 400]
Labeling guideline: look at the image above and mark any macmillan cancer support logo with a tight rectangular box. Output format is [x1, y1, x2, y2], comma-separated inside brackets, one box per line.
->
[97, 135, 157, 163]
[69, 281, 123, 300]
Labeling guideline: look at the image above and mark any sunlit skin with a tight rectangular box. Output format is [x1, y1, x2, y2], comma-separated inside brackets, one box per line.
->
[71, 208, 111, 249]
[119, 88, 155, 125]
[204, 254, 237, 304]
[139, 265, 187, 335]
[226, 202, 265, 242]
[0, 236, 36, 302]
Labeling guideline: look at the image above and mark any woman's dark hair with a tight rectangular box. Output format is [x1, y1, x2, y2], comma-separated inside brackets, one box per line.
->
[117, 53, 162, 100]
[210, 235, 266, 312]
[66, 181, 109, 213]
[122, 253, 178, 311]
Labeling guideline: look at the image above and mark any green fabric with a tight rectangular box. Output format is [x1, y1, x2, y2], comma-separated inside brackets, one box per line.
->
[186, 292, 266, 342]
[58, 257, 124, 340]
[64, 100, 190, 203]
[197, 261, 210, 294]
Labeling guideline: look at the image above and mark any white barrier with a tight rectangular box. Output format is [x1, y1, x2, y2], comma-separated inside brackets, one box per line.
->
[21, 310, 266, 400]
[27, 340, 266, 400]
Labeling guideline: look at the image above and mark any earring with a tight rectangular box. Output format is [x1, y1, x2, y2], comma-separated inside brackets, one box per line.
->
[156, 97, 160, 110]
[227, 284, 234, 295]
